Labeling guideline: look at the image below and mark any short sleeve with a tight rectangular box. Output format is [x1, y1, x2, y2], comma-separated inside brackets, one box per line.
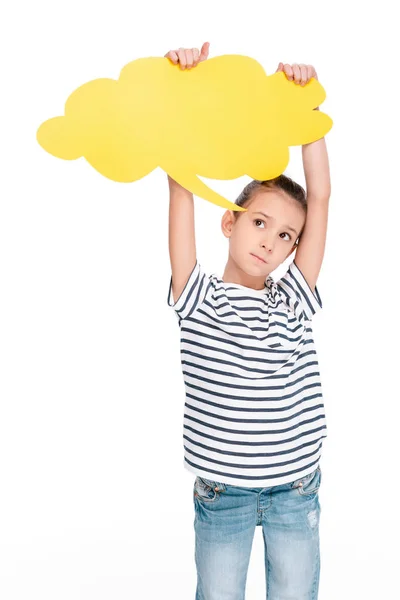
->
[167, 259, 210, 322]
[276, 260, 322, 322]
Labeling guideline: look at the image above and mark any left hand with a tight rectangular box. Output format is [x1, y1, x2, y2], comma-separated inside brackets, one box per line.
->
[275, 63, 318, 85]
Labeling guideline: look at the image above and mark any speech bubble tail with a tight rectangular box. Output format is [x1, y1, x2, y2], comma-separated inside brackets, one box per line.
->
[165, 171, 245, 211]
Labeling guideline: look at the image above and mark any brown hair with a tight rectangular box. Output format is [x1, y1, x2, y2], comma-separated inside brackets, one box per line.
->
[233, 174, 307, 243]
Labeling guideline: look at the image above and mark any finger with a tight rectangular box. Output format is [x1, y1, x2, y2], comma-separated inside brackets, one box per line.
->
[313, 66, 318, 81]
[276, 62, 284, 72]
[292, 64, 301, 84]
[307, 65, 313, 81]
[199, 41, 210, 61]
[177, 48, 187, 69]
[192, 48, 200, 66]
[299, 64, 307, 85]
[164, 50, 178, 64]
[283, 63, 293, 80]
[185, 48, 194, 69]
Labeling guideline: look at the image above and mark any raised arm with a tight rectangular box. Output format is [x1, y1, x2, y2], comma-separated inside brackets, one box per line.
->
[164, 42, 210, 303]
[277, 62, 331, 293]
[168, 176, 197, 304]
[295, 134, 331, 293]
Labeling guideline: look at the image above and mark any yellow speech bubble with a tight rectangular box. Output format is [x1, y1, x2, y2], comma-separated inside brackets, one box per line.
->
[37, 55, 332, 211]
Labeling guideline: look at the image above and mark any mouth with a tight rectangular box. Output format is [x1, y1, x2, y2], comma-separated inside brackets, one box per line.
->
[251, 253, 267, 264]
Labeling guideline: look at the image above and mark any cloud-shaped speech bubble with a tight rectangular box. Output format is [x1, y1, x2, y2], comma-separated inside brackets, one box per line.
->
[37, 55, 332, 211]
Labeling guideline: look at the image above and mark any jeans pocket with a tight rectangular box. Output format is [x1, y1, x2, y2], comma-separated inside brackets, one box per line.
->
[291, 466, 321, 496]
[194, 476, 226, 503]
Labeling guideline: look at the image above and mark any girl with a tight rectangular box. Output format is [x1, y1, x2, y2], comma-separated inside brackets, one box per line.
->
[165, 42, 331, 600]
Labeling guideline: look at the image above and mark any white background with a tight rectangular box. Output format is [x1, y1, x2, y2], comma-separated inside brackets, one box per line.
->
[1, 1, 399, 598]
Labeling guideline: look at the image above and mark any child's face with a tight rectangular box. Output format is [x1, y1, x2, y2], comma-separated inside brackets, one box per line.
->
[221, 191, 306, 280]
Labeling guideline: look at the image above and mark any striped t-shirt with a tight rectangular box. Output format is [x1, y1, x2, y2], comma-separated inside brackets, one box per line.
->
[167, 259, 328, 488]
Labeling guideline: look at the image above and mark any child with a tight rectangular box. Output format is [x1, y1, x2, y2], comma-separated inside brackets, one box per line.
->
[165, 42, 330, 600]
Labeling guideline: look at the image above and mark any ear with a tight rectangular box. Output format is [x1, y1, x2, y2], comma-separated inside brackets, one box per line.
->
[221, 210, 235, 238]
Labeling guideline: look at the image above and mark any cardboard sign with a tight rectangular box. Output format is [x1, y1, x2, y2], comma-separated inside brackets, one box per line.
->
[37, 55, 332, 210]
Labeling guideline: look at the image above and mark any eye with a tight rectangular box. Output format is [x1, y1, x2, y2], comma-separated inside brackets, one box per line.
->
[254, 219, 292, 241]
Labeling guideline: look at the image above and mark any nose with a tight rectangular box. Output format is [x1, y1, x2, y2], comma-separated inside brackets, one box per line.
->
[261, 238, 274, 253]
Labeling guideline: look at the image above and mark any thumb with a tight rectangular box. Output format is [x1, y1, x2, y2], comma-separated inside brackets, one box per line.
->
[199, 41, 210, 61]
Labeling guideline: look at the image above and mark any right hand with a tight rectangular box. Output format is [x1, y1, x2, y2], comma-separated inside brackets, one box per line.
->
[164, 42, 210, 70]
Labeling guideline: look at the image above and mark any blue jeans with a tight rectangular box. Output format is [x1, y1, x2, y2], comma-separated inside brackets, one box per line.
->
[193, 466, 321, 600]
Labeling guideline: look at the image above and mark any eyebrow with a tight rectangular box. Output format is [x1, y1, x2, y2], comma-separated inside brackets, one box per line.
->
[252, 211, 298, 235]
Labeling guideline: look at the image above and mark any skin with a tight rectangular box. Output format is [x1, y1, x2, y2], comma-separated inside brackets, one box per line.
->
[221, 190, 306, 289]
